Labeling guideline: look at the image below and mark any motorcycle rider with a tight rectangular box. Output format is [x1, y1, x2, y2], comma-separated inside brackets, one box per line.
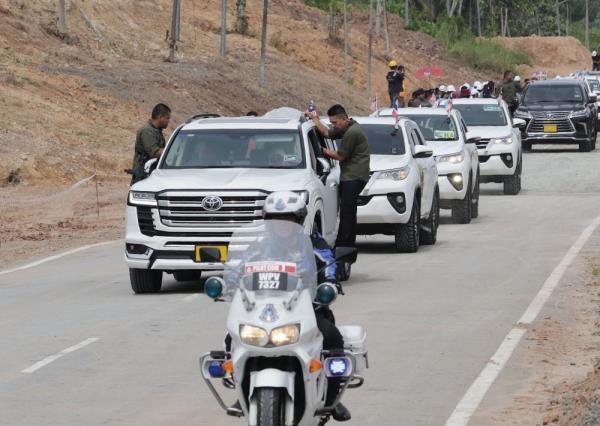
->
[225, 191, 352, 422]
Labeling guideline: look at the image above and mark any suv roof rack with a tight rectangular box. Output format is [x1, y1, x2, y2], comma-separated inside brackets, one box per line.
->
[185, 113, 221, 123]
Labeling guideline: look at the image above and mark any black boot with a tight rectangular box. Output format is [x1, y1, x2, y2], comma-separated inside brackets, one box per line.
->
[332, 402, 351, 422]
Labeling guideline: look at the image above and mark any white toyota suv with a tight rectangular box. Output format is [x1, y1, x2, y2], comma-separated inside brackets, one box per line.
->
[452, 98, 523, 195]
[377, 108, 480, 224]
[325, 117, 439, 253]
[125, 109, 340, 293]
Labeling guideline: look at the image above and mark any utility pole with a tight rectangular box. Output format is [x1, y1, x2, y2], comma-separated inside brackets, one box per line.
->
[220, 0, 227, 57]
[566, 2, 569, 36]
[57, 0, 66, 36]
[476, 0, 481, 37]
[259, 0, 269, 86]
[383, 0, 390, 56]
[367, 0, 373, 101]
[343, 0, 349, 83]
[585, 0, 590, 49]
[556, 0, 560, 36]
[168, 0, 181, 62]
[404, 0, 409, 29]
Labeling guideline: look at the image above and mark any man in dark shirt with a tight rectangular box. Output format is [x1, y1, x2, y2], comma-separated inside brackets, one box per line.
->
[499, 70, 518, 115]
[386, 60, 405, 108]
[131, 103, 171, 184]
[306, 104, 370, 249]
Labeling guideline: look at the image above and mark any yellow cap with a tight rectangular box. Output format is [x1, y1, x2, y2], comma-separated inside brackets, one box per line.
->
[388, 60, 398, 68]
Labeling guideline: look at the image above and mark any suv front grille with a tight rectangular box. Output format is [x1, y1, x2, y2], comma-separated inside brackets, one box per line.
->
[476, 139, 489, 150]
[156, 191, 268, 228]
[528, 111, 574, 133]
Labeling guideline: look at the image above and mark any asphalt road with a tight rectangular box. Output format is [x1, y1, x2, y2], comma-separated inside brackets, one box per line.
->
[2, 145, 600, 426]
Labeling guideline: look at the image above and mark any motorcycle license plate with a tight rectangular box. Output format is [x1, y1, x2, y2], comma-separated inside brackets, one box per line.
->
[252, 272, 288, 291]
[194, 245, 227, 263]
[544, 124, 558, 133]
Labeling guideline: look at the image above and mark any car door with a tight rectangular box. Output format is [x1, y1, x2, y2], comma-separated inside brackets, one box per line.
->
[409, 125, 436, 217]
[306, 126, 339, 242]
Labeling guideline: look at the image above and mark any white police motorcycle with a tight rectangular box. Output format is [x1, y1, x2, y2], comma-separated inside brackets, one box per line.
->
[200, 221, 368, 426]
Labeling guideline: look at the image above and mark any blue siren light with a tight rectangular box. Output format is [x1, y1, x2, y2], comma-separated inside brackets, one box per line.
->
[325, 357, 352, 378]
[208, 361, 226, 378]
[205, 277, 224, 299]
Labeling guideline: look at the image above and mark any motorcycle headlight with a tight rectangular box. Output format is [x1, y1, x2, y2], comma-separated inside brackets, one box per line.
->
[270, 324, 300, 347]
[513, 109, 531, 119]
[240, 325, 269, 347]
[569, 108, 588, 118]
[128, 191, 157, 206]
[437, 153, 464, 164]
[489, 136, 513, 145]
[375, 166, 410, 181]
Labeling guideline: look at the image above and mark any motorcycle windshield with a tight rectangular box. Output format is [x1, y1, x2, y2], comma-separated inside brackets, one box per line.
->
[223, 220, 317, 299]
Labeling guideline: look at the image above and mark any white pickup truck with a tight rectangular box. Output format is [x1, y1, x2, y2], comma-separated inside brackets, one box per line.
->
[125, 109, 340, 293]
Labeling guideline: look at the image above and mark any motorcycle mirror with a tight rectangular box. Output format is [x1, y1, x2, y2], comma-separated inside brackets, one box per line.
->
[334, 247, 358, 265]
[205, 276, 224, 299]
[315, 283, 338, 305]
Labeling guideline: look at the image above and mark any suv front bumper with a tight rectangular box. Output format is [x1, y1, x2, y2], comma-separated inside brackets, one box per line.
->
[521, 115, 592, 144]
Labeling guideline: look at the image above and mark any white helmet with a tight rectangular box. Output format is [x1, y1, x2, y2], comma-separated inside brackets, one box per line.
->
[263, 191, 308, 224]
[593, 51, 598, 56]
[447, 84, 456, 92]
[470, 88, 479, 97]
[473, 81, 483, 91]
[514, 75, 521, 82]
[439, 84, 447, 92]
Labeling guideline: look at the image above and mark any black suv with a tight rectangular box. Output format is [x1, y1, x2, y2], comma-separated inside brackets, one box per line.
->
[514, 79, 598, 152]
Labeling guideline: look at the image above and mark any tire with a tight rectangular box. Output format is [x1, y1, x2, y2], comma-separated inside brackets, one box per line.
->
[471, 171, 480, 219]
[503, 159, 521, 195]
[579, 139, 592, 152]
[420, 188, 439, 245]
[338, 262, 351, 282]
[395, 197, 420, 253]
[173, 270, 202, 282]
[256, 387, 286, 426]
[451, 177, 472, 224]
[129, 269, 162, 294]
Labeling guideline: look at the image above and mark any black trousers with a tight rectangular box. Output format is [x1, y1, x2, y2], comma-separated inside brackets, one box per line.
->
[336, 180, 367, 248]
[315, 307, 344, 405]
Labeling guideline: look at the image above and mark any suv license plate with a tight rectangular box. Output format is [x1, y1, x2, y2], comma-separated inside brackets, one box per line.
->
[195, 245, 227, 263]
[544, 124, 558, 133]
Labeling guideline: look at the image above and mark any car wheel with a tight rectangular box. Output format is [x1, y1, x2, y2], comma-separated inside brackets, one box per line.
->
[395, 197, 420, 253]
[338, 262, 352, 282]
[173, 270, 202, 282]
[579, 139, 592, 152]
[420, 188, 439, 245]
[451, 176, 472, 224]
[130, 269, 162, 294]
[503, 159, 521, 195]
[471, 171, 480, 219]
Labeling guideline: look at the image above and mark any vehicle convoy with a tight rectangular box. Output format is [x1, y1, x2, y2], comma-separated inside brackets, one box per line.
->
[199, 221, 367, 426]
[452, 98, 524, 195]
[326, 116, 439, 253]
[125, 109, 340, 294]
[379, 108, 480, 224]
[513, 79, 598, 152]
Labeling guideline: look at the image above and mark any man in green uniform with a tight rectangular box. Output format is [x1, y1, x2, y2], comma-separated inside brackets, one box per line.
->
[131, 103, 171, 184]
[306, 104, 370, 249]
[499, 70, 518, 116]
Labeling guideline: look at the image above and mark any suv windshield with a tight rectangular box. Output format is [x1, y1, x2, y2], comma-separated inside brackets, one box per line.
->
[453, 104, 508, 126]
[523, 84, 584, 104]
[162, 129, 305, 169]
[401, 115, 459, 141]
[586, 78, 600, 93]
[224, 221, 317, 299]
[359, 124, 406, 155]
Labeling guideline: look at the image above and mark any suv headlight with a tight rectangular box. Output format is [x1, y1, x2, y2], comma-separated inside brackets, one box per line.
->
[513, 109, 531, 119]
[270, 324, 300, 346]
[240, 325, 269, 347]
[437, 152, 464, 164]
[293, 190, 309, 204]
[375, 166, 410, 181]
[489, 136, 513, 145]
[129, 191, 157, 206]
[569, 108, 588, 118]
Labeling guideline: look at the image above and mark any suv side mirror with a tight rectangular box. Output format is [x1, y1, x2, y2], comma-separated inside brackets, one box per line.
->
[144, 158, 158, 175]
[513, 118, 527, 129]
[589, 95, 598, 103]
[413, 145, 434, 158]
[316, 157, 331, 176]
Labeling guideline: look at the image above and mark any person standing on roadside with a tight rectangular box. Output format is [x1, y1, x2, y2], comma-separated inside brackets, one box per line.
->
[306, 104, 370, 250]
[386, 60, 405, 108]
[131, 103, 171, 184]
[499, 70, 518, 115]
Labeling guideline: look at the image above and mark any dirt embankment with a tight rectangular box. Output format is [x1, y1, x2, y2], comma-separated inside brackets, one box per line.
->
[495, 36, 591, 78]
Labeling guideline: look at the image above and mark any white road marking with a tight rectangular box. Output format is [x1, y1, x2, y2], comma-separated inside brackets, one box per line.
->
[182, 294, 201, 302]
[21, 338, 100, 374]
[0, 240, 120, 276]
[445, 214, 600, 426]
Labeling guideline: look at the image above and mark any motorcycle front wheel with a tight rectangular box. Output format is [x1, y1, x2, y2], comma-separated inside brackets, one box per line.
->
[257, 387, 286, 426]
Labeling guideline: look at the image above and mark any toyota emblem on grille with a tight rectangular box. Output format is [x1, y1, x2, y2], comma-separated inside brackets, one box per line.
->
[202, 196, 223, 211]
[546, 113, 554, 119]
